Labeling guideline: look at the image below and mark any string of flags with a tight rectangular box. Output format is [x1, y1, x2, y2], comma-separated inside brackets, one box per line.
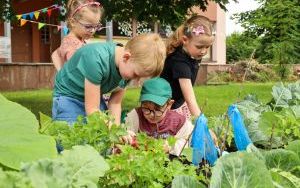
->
[15, 4, 64, 21]
[16, 4, 69, 35]
[19, 19, 69, 35]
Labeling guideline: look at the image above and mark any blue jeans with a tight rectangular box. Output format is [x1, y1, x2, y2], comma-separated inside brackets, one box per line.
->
[52, 95, 108, 125]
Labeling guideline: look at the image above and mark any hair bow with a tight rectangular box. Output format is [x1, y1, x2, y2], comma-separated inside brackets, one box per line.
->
[192, 25, 205, 35]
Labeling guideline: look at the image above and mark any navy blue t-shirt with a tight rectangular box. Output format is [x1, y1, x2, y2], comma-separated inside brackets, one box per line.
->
[160, 47, 201, 109]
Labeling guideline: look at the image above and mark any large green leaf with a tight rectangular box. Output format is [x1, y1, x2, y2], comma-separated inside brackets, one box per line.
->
[286, 140, 300, 159]
[60, 145, 110, 187]
[272, 83, 293, 108]
[210, 152, 274, 188]
[290, 105, 300, 118]
[237, 101, 282, 148]
[287, 82, 300, 101]
[258, 111, 283, 147]
[172, 175, 206, 188]
[263, 149, 300, 173]
[270, 168, 300, 188]
[22, 145, 110, 188]
[0, 94, 57, 170]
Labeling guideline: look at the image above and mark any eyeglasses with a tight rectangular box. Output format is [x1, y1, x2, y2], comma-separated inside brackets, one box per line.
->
[141, 106, 167, 117]
[75, 19, 103, 32]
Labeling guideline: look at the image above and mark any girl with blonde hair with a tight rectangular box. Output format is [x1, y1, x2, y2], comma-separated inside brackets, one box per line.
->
[161, 15, 215, 119]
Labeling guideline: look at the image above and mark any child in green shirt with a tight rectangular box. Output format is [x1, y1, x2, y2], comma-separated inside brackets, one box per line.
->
[52, 33, 166, 124]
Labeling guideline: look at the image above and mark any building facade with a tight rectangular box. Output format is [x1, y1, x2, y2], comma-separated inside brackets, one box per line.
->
[0, 0, 226, 64]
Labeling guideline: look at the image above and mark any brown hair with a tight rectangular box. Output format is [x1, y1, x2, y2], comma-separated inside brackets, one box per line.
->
[166, 15, 214, 55]
[66, 0, 103, 29]
[125, 33, 166, 77]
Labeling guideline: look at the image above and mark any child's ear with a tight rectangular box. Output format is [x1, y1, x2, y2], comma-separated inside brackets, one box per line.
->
[123, 51, 132, 63]
[167, 100, 174, 109]
[182, 35, 189, 45]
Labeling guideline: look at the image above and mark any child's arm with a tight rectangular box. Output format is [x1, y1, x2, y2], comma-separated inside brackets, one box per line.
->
[108, 88, 126, 125]
[125, 109, 139, 133]
[51, 49, 64, 71]
[84, 78, 101, 115]
[178, 78, 201, 117]
[171, 120, 194, 156]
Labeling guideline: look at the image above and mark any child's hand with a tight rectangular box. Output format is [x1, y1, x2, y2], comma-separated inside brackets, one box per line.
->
[163, 140, 171, 153]
[121, 130, 136, 145]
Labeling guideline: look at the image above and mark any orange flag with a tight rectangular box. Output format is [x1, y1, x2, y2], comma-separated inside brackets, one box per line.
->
[20, 19, 28, 26]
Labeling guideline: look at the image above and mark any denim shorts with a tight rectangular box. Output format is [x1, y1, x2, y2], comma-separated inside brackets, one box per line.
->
[52, 95, 108, 125]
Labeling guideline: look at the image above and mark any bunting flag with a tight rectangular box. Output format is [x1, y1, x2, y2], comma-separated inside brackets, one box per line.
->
[57, 26, 62, 31]
[47, 9, 52, 17]
[20, 19, 28, 26]
[16, 4, 61, 21]
[20, 19, 68, 32]
[63, 26, 69, 35]
[38, 23, 45, 30]
[34, 12, 40, 20]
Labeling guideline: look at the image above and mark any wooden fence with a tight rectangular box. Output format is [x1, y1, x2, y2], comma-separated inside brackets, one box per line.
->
[0, 63, 299, 91]
[0, 63, 56, 91]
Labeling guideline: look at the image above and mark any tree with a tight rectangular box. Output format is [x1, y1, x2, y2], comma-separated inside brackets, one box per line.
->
[226, 32, 260, 63]
[0, 0, 14, 21]
[100, 0, 232, 36]
[233, 0, 300, 64]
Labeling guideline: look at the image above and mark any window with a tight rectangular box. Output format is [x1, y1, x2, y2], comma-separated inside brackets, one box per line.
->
[40, 17, 50, 44]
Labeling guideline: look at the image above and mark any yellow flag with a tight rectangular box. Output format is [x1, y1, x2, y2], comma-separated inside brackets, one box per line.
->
[20, 19, 27, 26]
[34, 12, 40, 20]
[16, 15, 22, 20]
[38, 23, 45, 30]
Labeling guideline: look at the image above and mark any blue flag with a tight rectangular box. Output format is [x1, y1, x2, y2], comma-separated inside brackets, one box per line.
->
[191, 114, 218, 166]
[228, 105, 252, 151]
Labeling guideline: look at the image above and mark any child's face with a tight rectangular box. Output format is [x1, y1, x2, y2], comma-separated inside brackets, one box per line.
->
[141, 101, 172, 124]
[72, 9, 101, 39]
[118, 57, 151, 81]
[182, 35, 214, 60]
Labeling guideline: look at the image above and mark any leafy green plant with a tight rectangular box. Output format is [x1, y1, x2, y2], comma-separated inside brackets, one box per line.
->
[210, 152, 274, 188]
[270, 168, 300, 188]
[0, 145, 109, 188]
[237, 82, 300, 148]
[172, 175, 206, 188]
[0, 94, 57, 170]
[208, 115, 234, 151]
[99, 133, 201, 188]
[40, 112, 128, 157]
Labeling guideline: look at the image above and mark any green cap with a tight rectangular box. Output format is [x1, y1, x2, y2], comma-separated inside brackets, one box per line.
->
[140, 77, 172, 106]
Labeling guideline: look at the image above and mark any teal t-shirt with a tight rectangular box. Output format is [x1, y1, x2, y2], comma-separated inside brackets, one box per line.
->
[53, 42, 124, 101]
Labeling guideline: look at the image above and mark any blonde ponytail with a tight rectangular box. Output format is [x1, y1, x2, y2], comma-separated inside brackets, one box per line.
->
[166, 15, 214, 55]
[166, 25, 185, 55]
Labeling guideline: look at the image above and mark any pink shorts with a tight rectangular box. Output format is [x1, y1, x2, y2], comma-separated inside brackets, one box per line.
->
[172, 102, 192, 119]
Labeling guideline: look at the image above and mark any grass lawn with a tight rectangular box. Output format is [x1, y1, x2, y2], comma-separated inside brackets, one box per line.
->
[2, 82, 275, 119]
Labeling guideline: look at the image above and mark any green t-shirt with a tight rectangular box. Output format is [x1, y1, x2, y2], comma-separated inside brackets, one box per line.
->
[54, 42, 125, 101]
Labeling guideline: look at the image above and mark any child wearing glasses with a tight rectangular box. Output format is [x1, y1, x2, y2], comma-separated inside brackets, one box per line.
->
[52, 0, 103, 70]
[52, 34, 166, 125]
[125, 77, 194, 156]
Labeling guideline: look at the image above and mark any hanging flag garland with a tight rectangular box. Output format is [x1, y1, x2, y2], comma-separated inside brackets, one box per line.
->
[16, 4, 69, 35]
[19, 19, 69, 35]
[15, 4, 61, 21]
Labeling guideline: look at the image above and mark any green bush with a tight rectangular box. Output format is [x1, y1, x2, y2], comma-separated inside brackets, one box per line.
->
[226, 32, 260, 63]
